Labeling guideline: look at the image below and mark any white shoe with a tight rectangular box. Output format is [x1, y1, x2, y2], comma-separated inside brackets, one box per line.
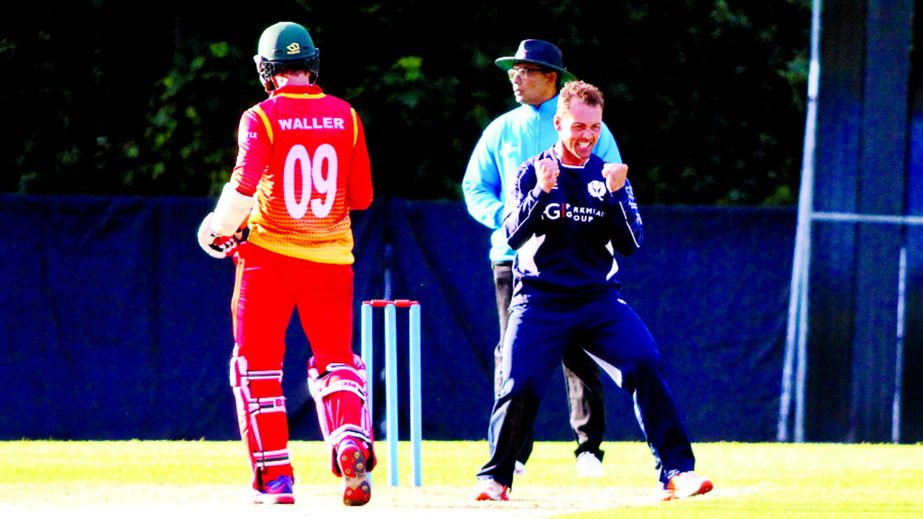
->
[662, 471, 713, 500]
[514, 461, 526, 476]
[575, 452, 605, 478]
[473, 478, 509, 501]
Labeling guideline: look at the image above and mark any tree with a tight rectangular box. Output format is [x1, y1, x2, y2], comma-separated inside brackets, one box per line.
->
[1, 0, 811, 205]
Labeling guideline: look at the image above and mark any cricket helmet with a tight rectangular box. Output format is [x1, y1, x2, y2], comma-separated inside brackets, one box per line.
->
[254, 21, 320, 89]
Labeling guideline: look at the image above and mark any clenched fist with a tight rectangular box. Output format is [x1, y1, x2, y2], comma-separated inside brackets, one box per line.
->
[536, 158, 560, 193]
[602, 163, 628, 192]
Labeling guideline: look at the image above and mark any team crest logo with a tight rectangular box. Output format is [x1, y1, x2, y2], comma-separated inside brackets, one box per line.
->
[588, 180, 607, 200]
[287, 42, 301, 55]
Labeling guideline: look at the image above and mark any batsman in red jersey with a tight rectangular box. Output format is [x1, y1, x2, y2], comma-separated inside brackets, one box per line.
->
[196, 21, 375, 506]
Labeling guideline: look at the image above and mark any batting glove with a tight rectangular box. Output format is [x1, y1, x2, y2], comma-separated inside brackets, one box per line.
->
[197, 212, 244, 259]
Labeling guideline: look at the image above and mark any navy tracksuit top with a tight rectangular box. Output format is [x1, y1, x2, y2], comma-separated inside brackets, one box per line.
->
[503, 148, 643, 304]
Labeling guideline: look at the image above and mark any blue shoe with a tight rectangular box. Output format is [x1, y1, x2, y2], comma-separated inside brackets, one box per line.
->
[254, 475, 295, 504]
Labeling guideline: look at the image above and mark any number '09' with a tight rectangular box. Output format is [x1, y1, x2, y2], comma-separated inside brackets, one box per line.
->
[283, 144, 338, 219]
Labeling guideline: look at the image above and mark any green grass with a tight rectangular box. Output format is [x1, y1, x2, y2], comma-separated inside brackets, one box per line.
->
[2, 440, 922, 517]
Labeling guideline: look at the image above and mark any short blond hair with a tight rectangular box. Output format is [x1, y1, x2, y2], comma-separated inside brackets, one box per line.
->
[557, 80, 605, 115]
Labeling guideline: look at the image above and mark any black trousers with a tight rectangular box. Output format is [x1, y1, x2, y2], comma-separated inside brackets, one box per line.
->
[492, 262, 606, 463]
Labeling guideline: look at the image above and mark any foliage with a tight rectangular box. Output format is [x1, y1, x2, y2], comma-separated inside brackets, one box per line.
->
[133, 41, 252, 195]
[1, 1, 811, 205]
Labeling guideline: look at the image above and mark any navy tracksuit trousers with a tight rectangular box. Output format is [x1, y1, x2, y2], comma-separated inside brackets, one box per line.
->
[476, 287, 696, 488]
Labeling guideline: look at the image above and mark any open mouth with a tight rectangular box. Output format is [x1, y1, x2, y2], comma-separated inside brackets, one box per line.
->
[576, 141, 593, 153]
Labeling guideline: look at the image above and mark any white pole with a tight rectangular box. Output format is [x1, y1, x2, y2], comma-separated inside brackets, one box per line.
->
[892, 246, 907, 443]
[778, 263, 799, 441]
[794, 244, 810, 442]
[780, 0, 822, 443]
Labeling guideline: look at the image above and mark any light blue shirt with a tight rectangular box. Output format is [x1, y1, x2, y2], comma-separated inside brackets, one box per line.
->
[462, 94, 622, 262]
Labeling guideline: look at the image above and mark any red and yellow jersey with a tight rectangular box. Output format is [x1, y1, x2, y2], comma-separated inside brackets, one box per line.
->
[231, 84, 373, 264]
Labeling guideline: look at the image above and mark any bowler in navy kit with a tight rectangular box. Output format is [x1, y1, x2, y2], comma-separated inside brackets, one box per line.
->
[463, 38, 615, 478]
[473, 81, 713, 502]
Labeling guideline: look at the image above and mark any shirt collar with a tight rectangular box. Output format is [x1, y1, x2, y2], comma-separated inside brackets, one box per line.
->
[273, 84, 323, 96]
[523, 94, 559, 115]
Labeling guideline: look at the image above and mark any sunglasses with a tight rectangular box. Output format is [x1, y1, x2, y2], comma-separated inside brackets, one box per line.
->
[507, 67, 546, 80]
